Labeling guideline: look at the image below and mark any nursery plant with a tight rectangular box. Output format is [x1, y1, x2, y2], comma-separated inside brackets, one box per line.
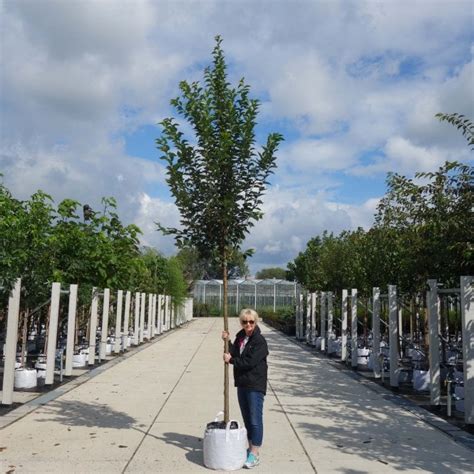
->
[156, 36, 283, 422]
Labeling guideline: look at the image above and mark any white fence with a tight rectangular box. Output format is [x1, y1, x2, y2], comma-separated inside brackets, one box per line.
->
[296, 276, 473, 425]
[1, 280, 193, 405]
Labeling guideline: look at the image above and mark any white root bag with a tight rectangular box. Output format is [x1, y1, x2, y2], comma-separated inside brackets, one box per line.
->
[203, 412, 247, 471]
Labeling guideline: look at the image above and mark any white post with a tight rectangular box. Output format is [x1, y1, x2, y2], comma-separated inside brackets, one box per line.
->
[99, 288, 110, 360]
[320, 291, 326, 351]
[146, 293, 153, 339]
[172, 296, 176, 329]
[298, 293, 304, 339]
[327, 292, 334, 352]
[164, 295, 169, 331]
[46, 282, 61, 385]
[388, 285, 399, 388]
[427, 279, 441, 405]
[372, 287, 381, 379]
[254, 282, 257, 309]
[2, 278, 21, 405]
[139, 292, 146, 342]
[351, 289, 358, 368]
[123, 291, 131, 349]
[311, 292, 317, 345]
[341, 289, 348, 362]
[186, 297, 193, 321]
[168, 295, 172, 330]
[88, 288, 99, 365]
[157, 294, 163, 334]
[460, 276, 473, 424]
[65, 284, 78, 376]
[114, 290, 123, 353]
[306, 292, 311, 343]
[151, 294, 157, 336]
[133, 292, 140, 345]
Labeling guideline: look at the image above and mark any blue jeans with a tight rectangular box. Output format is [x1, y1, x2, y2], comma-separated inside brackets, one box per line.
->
[237, 387, 264, 447]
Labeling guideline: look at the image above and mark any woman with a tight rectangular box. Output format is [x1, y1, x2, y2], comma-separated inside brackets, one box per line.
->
[222, 308, 269, 469]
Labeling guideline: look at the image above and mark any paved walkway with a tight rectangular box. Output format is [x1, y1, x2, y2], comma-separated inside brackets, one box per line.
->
[1, 318, 473, 473]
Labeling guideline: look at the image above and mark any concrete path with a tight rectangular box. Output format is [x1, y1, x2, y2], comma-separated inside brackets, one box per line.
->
[1, 318, 473, 473]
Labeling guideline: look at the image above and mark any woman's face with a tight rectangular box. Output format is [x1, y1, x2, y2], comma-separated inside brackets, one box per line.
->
[241, 316, 256, 336]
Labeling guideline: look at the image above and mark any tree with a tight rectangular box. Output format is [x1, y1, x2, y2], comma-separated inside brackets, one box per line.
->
[436, 113, 474, 150]
[255, 267, 287, 280]
[156, 36, 283, 422]
[375, 161, 473, 291]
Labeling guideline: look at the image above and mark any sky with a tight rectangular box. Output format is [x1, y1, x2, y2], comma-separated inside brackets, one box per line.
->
[1, 0, 473, 275]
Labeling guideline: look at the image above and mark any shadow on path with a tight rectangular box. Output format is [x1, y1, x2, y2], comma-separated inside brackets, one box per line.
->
[34, 399, 140, 429]
[134, 428, 204, 467]
[265, 329, 474, 473]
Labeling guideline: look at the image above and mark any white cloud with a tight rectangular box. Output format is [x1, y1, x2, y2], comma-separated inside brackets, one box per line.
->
[1, 0, 473, 275]
[243, 187, 377, 271]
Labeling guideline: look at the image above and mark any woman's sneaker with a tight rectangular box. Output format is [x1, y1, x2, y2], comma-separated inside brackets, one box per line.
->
[244, 452, 260, 469]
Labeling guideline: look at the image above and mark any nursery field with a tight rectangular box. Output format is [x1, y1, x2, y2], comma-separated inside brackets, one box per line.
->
[1, 318, 473, 473]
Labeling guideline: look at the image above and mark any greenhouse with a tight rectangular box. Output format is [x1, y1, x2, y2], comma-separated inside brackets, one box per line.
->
[193, 279, 301, 315]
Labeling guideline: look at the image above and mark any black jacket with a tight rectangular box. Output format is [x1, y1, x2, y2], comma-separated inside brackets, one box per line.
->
[229, 325, 268, 394]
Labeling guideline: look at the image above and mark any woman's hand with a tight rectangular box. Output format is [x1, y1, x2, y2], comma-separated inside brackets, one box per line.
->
[223, 352, 232, 364]
[221, 330, 230, 341]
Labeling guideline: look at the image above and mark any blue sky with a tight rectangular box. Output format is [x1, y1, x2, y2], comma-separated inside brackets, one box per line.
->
[1, 0, 473, 274]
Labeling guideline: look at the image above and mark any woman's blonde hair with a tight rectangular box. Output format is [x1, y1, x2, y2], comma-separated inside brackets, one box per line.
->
[239, 308, 259, 323]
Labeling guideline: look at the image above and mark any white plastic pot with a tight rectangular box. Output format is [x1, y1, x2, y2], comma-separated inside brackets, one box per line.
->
[315, 337, 322, 350]
[14, 368, 37, 389]
[413, 369, 430, 391]
[72, 353, 88, 368]
[105, 343, 113, 355]
[357, 348, 370, 366]
[328, 338, 341, 355]
[203, 413, 247, 471]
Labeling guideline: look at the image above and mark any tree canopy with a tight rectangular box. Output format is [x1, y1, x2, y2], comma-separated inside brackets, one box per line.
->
[0, 181, 188, 308]
[255, 267, 288, 280]
[287, 161, 473, 295]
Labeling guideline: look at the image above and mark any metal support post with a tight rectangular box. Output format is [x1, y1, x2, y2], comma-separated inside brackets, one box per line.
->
[133, 292, 140, 345]
[2, 279, 21, 405]
[320, 291, 326, 351]
[65, 284, 78, 376]
[157, 294, 163, 334]
[146, 293, 152, 339]
[311, 292, 317, 345]
[327, 292, 334, 353]
[88, 288, 99, 365]
[306, 292, 311, 344]
[123, 291, 131, 349]
[341, 289, 348, 362]
[372, 287, 381, 378]
[351, 289, 358, 368]
[460, 275, 473, 424]
[99, 288, 110, 360]
[114, 290, 123, 353]
[46, 282, 61, 385]
[427, 279, 441, 405]
[388, 285, 399, 388]
[139, 292, 146, 342]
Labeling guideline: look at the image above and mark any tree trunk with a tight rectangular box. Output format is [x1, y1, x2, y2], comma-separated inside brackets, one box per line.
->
[20, 310, 28, 367]
[223, 258, 230, 423]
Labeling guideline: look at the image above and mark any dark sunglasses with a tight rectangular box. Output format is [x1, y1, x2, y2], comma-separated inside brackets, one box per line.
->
[241, 320, 255, 325]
